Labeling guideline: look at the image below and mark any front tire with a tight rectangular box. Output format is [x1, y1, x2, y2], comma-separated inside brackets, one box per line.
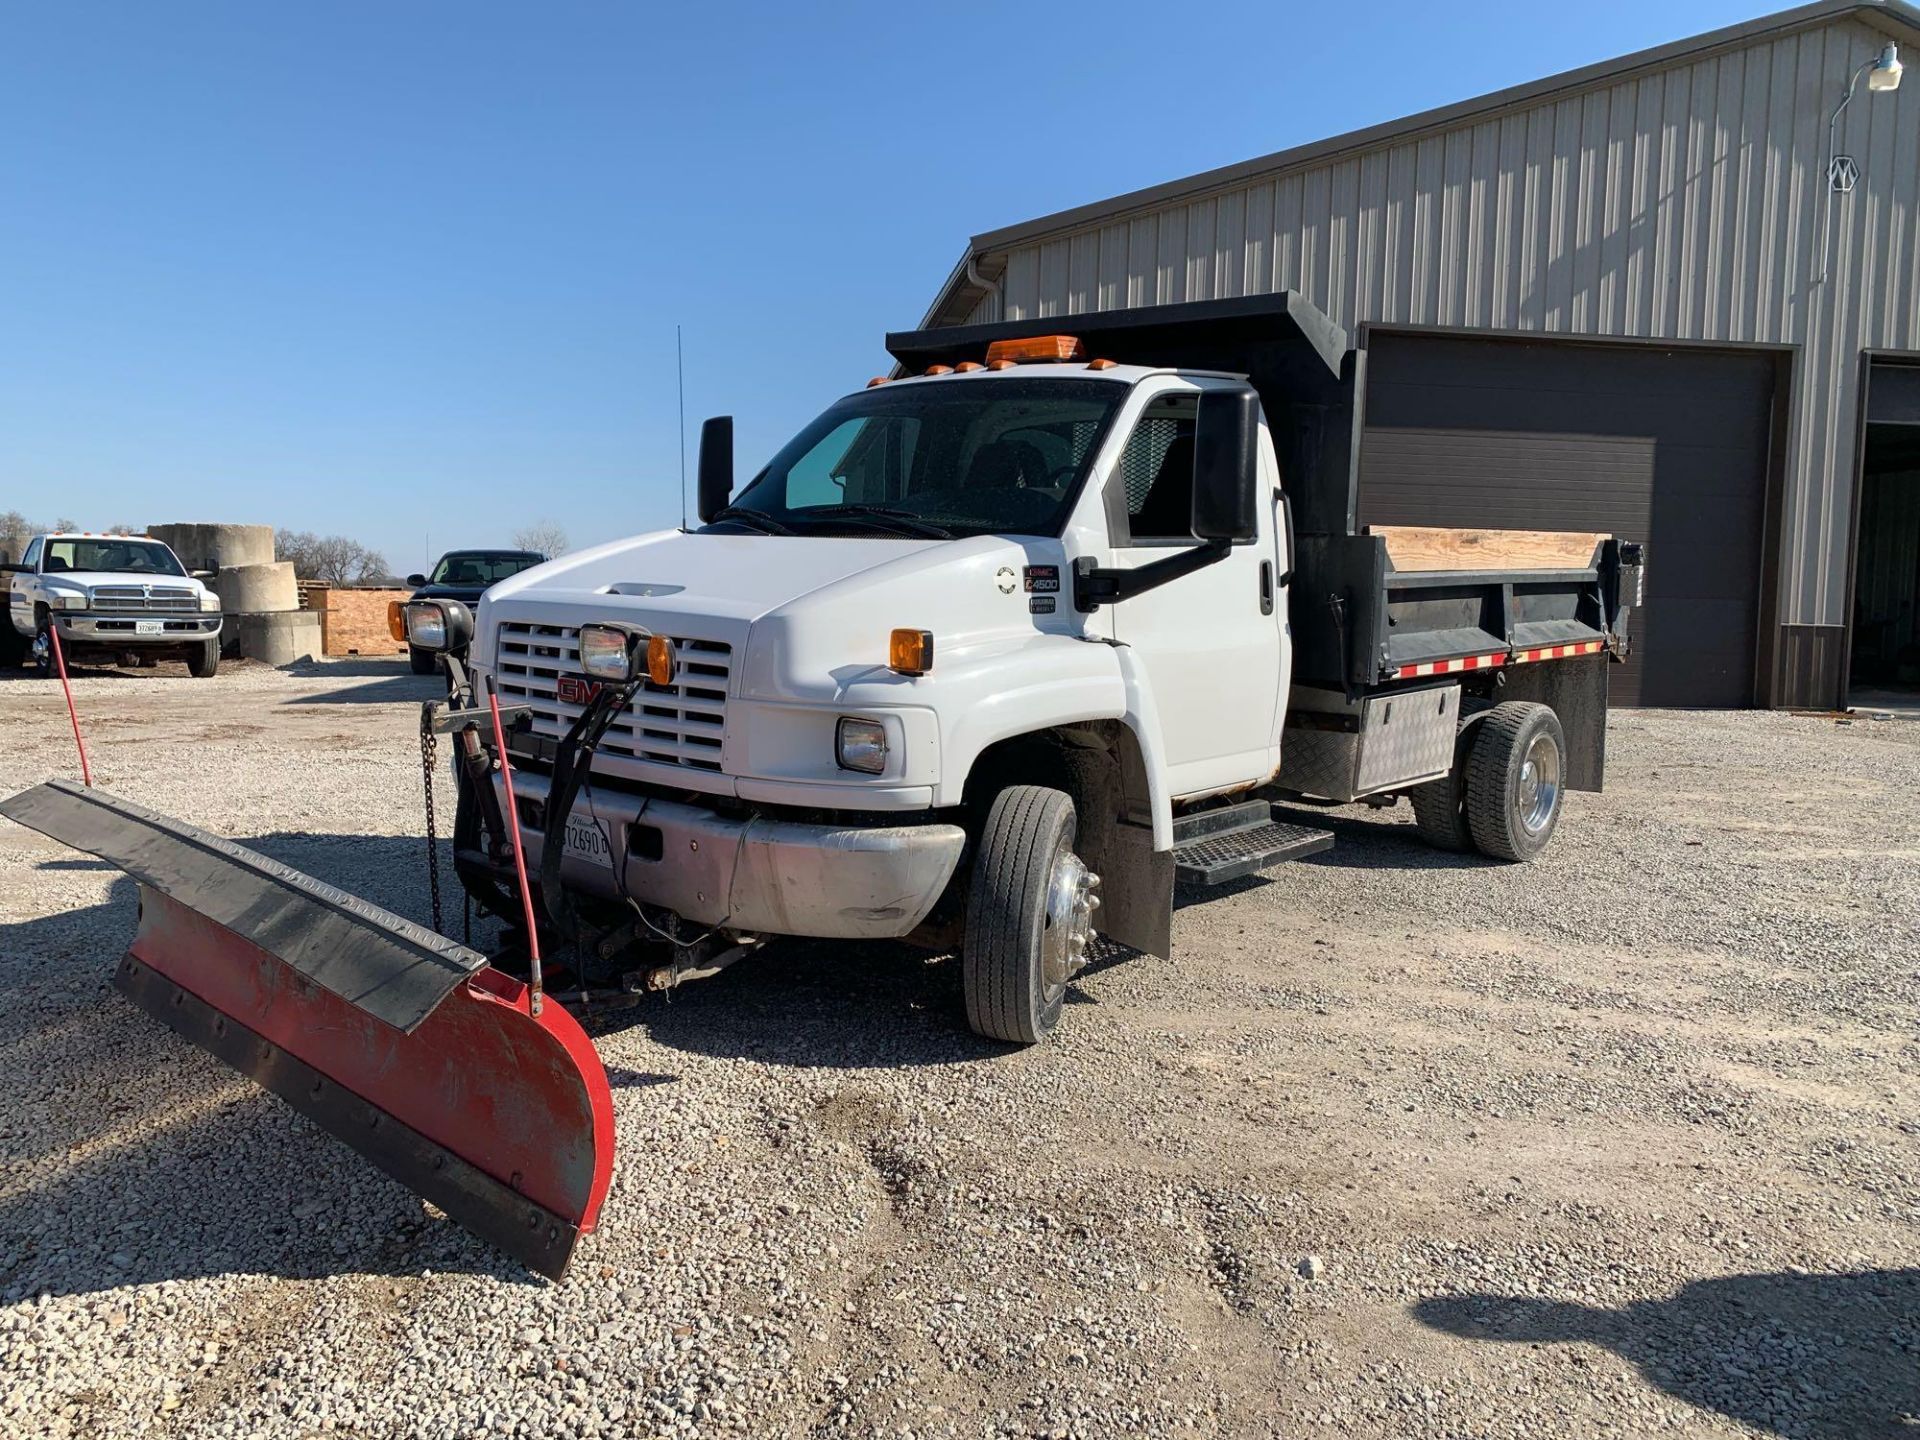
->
[962, 785, 1097, 1045]
[1464, 702, 1566, 861]
[32, 619, 53, 678]
[186, 636, 220, 678]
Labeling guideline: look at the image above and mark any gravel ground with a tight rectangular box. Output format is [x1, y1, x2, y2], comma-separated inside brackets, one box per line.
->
[0, 658, 1915, 1440]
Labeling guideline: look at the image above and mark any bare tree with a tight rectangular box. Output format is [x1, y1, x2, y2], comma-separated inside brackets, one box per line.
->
[0, 512, 29, 564]
[275, 529, 392, 585]
[512, 521, 567, 558]
[53, 518, 78, 533]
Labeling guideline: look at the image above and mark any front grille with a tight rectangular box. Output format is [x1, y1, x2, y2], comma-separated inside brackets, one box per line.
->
[494, 622, 731, 774]
[88, 585, 198, 612]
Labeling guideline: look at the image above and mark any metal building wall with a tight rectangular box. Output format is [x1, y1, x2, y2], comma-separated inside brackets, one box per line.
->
[958, 14, 1919, 695]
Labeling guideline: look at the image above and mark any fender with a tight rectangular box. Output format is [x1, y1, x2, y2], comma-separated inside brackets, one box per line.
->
[1112, 644, 1175, 851]
[931, 634, 1174, 854]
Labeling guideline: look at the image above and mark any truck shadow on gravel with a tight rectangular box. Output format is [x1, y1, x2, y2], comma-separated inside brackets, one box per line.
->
[279, 667, 444, 705]
[609, 938, 1019, 1070]
[1413, 1269, 1920, 1438]
[1273, 804, 1498, 871]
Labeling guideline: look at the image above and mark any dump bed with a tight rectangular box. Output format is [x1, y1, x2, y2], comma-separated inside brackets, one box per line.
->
[1291, 525, 1642, 694]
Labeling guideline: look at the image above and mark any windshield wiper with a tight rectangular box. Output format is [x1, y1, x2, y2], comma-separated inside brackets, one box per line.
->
[800, 505, 955, 540]
[705, 506, 795, 536]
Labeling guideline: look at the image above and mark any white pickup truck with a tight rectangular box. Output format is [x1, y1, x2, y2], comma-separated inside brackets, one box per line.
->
[407, 295, 1640, 1045]
[4, 532, 224, 677]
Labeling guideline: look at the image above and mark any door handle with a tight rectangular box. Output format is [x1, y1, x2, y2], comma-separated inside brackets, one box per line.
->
[1259, 560, 1274, 616]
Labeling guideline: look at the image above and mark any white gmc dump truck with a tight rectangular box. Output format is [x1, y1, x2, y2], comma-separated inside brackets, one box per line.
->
[3, 531, 224, 677]
[0, 293, 1644, 1277]
[418, 294, 1642, 1045]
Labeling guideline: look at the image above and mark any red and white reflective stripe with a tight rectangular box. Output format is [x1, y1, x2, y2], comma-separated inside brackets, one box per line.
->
[1395, 638, 1607, 679]
[1394, 652, 1507, 679]
[1509, 639, 1606, 666]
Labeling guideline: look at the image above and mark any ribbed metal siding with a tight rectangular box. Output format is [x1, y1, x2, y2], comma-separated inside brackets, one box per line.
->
[963, 15, 1918, 630]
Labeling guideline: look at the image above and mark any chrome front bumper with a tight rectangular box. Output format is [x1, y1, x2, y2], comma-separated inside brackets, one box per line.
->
[493, 773, 966, 940]
[55, 613, 222, 644]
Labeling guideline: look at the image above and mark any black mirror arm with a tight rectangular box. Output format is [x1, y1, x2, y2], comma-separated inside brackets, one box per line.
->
[1072, 539, 1231, 613]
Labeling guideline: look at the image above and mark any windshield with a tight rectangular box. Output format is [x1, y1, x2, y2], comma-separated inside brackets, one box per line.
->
[715, 378, 1126, 539]
[429, 553, 543, 586]
[41, 539, 185, 577]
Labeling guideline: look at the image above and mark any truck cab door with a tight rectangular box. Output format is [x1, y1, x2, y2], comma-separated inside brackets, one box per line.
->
[1100, 383, 1285, 798]
[8, 537, 42, 637]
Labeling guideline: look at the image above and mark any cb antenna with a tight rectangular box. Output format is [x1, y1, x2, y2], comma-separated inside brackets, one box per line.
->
[677, 324, 687, 531]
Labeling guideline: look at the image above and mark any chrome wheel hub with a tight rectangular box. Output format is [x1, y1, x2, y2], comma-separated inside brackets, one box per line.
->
[1040, 847, 1100, 995]
[1514, 732, 1562, 835]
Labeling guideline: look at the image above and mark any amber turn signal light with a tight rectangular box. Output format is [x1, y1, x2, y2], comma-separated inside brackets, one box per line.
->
[387, 600, 406, 643]
[646, 634, 676, 686]
[888, 628, 934, 676]
[984, 335, 1086, 364]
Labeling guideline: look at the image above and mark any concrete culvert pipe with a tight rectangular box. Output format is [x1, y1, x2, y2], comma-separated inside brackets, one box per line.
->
[148, 523, 274, 573]
[214, 561, 299, 614]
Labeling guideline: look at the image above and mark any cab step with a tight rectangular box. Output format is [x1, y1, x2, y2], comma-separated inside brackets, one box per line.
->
[1171, 800, 1333, 885]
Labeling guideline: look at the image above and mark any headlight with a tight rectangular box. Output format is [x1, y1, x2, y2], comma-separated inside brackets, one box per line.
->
[48, 590, 87, 611]
[404, 599, 473, 654]
[579, 623, 650, 682]
[836, 717, 888, 775]
[199, 591, 221, 612]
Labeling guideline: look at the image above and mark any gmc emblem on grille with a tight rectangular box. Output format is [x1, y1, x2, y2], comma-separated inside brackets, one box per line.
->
[556, 675, 601, 706]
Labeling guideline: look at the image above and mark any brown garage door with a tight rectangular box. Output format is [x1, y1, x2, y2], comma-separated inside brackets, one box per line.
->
[1358, 333, 1776, 707]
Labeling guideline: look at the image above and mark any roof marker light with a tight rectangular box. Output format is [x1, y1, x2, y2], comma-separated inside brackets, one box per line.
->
[984, 335, 1086, 364]
[924, 364, 954, 376]
[1088, 358, 1118, 370]
[866, 376, 890, 387]
[955, 361, 984, 372]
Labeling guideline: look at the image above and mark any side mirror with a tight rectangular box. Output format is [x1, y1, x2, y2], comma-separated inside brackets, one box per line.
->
[406, 573, 427, 587]
[697, 416, 734, 524]
[1191, 386, 1260, 542]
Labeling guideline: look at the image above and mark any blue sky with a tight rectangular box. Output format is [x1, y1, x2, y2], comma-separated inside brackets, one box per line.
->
[1, 1, 1763, 574]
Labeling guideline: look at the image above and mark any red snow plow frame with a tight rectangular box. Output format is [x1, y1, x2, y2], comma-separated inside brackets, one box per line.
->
[0, 780, 613, 1280]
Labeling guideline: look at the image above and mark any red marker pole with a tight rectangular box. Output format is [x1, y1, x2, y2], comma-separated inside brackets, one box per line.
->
[47, 625, 93, 789]
[486, 680, 543, 1016]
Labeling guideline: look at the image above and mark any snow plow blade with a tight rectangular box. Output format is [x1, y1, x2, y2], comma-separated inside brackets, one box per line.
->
[0, 780, 614, 1281]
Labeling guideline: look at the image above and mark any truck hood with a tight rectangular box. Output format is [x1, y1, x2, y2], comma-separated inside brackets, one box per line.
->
[474, 527, 1067, 681]
[477, 529, 948, 630]
[39, 571, 207, 594]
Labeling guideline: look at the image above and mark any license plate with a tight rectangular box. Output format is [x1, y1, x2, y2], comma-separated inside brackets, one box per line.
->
[135, 620, 164, 636]
[561, 814, 615, 870]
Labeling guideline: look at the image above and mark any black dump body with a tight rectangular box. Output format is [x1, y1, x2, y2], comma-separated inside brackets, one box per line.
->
[888, 294, 1641, 700]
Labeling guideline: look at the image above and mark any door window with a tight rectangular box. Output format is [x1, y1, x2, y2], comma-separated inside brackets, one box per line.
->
[1115, 394, 1198, 543]
[21, 538, 42, 571]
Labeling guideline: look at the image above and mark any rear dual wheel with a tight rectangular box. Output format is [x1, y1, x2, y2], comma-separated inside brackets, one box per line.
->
[1465, 702, 1565, 861]
[1408, 701, 1565, 862]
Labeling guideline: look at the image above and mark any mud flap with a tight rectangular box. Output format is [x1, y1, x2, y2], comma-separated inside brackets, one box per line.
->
[0, 781, 614, 1280]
